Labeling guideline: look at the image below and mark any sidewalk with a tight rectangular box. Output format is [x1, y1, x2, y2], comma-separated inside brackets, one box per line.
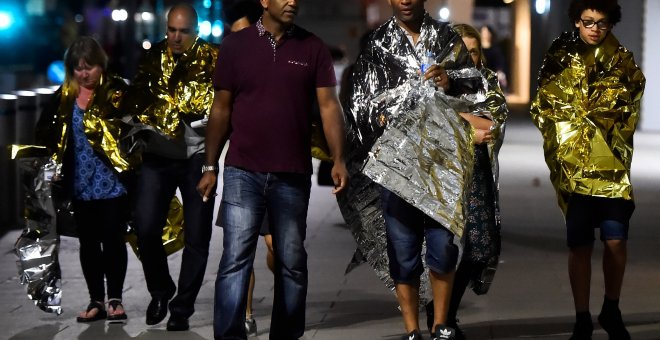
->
[1, 120, 659, 340]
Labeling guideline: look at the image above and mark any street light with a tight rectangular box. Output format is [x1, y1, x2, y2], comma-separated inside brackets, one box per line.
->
[0, 11, 12, 30]
[438, 7, 450, 21]
[112, 9, 128, 21]
[199, 20, 212, 38]
[211, 19, 223, 38]
[535, 0, 550, 14]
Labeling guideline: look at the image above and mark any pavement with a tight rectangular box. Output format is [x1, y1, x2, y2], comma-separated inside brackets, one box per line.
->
[1, 118, 660, 340]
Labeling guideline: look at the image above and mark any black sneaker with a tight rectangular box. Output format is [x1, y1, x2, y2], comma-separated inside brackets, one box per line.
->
[446, 318, 465, 340]
[245, 317, 257, 336]
[569, 317, 593, 340]
[401, 329, 424, 340]
[432, 325, 456, 340]
[598, 305, 630, 340]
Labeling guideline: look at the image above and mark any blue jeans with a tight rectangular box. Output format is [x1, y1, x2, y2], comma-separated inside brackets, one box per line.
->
[565, 194, 633, 247]
[381, 188, 458, 283]
[214, 166, 311, 340]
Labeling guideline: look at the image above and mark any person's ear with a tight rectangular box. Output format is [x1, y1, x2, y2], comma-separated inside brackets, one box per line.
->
[574, 20, 580, 29]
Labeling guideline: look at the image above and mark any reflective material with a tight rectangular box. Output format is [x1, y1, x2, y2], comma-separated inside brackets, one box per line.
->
[530, 31, 645, 213]
[12, 146, 62, 315]
[338, 14, 483, 295]
[123, 37, 218, 140]
[125, 196, 185, 257]
[35, 74, 132, 172]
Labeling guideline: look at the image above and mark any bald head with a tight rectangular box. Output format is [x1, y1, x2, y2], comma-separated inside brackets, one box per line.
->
[167, 3, 199, 54]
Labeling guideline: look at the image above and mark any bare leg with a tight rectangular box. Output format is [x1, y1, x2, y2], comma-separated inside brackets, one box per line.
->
[264, 234, 275, 273]
[246, 270, 255, 319]
[395, 282, 420, 333]
[602, 239, 627, 299]
[568, 244, 593, 312]
[430, 269, 455, 332]
[597, 239, 630, 339]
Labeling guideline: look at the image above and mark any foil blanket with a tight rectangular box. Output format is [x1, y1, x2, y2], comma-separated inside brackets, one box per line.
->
[12, 146, 62, 315]
[338, 13, 483, 299]
[11, 145, 185, 314]
[530, 31, 645, 214]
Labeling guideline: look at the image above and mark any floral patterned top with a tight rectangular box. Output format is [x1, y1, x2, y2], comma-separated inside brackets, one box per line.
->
[72, 103, 126, 201]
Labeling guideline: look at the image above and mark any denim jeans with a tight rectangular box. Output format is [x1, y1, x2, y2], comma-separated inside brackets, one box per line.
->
[214, 166, 311, 340]
[380, 187, 458, 283]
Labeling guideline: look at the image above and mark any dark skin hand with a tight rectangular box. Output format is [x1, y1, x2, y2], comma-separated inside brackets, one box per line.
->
[424, 64, 450, 90]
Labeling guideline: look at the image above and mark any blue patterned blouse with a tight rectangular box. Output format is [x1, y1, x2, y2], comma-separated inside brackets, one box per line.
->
[72, 102, 126, 201]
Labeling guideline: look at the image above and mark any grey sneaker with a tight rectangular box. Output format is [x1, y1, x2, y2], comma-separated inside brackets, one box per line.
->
[401, 329, 423, 340]
[432, 325, 456, 340]
[245, 318, 257, 336]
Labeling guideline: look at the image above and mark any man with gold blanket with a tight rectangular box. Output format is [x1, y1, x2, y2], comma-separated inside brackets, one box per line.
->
[122, 3, 218, 331]
[531, 1, 644, 339]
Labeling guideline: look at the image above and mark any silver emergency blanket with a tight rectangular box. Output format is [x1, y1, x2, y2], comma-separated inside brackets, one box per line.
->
[338, 13, 483, 297]
[11, 146, 62, 315]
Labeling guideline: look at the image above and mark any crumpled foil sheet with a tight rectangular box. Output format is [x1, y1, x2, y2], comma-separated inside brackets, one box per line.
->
[338, 82, 474, 299]
[338, 13, 483, 301]
[36, 74, 131, 173]
[125, 196, 185, 258]
[530, 31, 645, 214]
[123, 37, 218, 140]
[362, 81, 475, 237]
[12, 146, 62, 315]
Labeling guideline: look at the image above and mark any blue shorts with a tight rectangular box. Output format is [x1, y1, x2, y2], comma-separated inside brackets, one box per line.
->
[381, 188, 458, 284]
[565, 194, 634, 247]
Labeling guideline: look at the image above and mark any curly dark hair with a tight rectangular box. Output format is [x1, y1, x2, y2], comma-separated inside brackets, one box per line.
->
[568, 0, 621, 26]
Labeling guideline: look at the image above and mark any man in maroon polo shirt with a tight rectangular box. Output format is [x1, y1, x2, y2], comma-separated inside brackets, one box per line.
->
[196, 0, 349, 339]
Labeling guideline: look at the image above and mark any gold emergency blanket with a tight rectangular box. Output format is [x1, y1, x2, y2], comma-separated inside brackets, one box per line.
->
[123, 37, 218, 139]
[530, 31, 645, 213]
[35, 74, 132, 172]
[339, 13, 483, 295]
[125, 196, 185, 257]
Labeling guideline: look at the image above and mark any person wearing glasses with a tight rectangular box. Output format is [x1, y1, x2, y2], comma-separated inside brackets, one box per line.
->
[531, 1, 645, 339]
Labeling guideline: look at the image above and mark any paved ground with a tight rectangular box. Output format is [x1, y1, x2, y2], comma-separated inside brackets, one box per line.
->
[1, 118, 660, 340]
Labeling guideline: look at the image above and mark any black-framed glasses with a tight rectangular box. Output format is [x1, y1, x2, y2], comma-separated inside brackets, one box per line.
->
[580, 19, 611, 30]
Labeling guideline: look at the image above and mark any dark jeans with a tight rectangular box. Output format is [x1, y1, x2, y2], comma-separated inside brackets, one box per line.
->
[214, 166, 311, 340]
[134, 153, 214, 318]
[73, 196, 128, 302]
[380, 188, 458, 283]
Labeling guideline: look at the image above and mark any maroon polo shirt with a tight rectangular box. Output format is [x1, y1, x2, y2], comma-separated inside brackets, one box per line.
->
[214, 23, 336, 174]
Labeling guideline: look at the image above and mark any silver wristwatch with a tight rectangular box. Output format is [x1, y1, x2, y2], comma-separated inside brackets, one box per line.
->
[201, 165, 219, 173]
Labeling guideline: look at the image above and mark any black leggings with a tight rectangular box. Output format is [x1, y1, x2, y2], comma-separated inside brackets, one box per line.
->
[447, 259, 482, 322]
[73, 196, 128, 302]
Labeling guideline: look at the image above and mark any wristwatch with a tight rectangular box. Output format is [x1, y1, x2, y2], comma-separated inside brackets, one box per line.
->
[201, 165, 219, 173]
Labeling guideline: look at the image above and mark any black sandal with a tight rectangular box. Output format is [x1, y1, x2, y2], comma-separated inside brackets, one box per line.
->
[107, 299, 128, 321]
[76, 301, 107, 322]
